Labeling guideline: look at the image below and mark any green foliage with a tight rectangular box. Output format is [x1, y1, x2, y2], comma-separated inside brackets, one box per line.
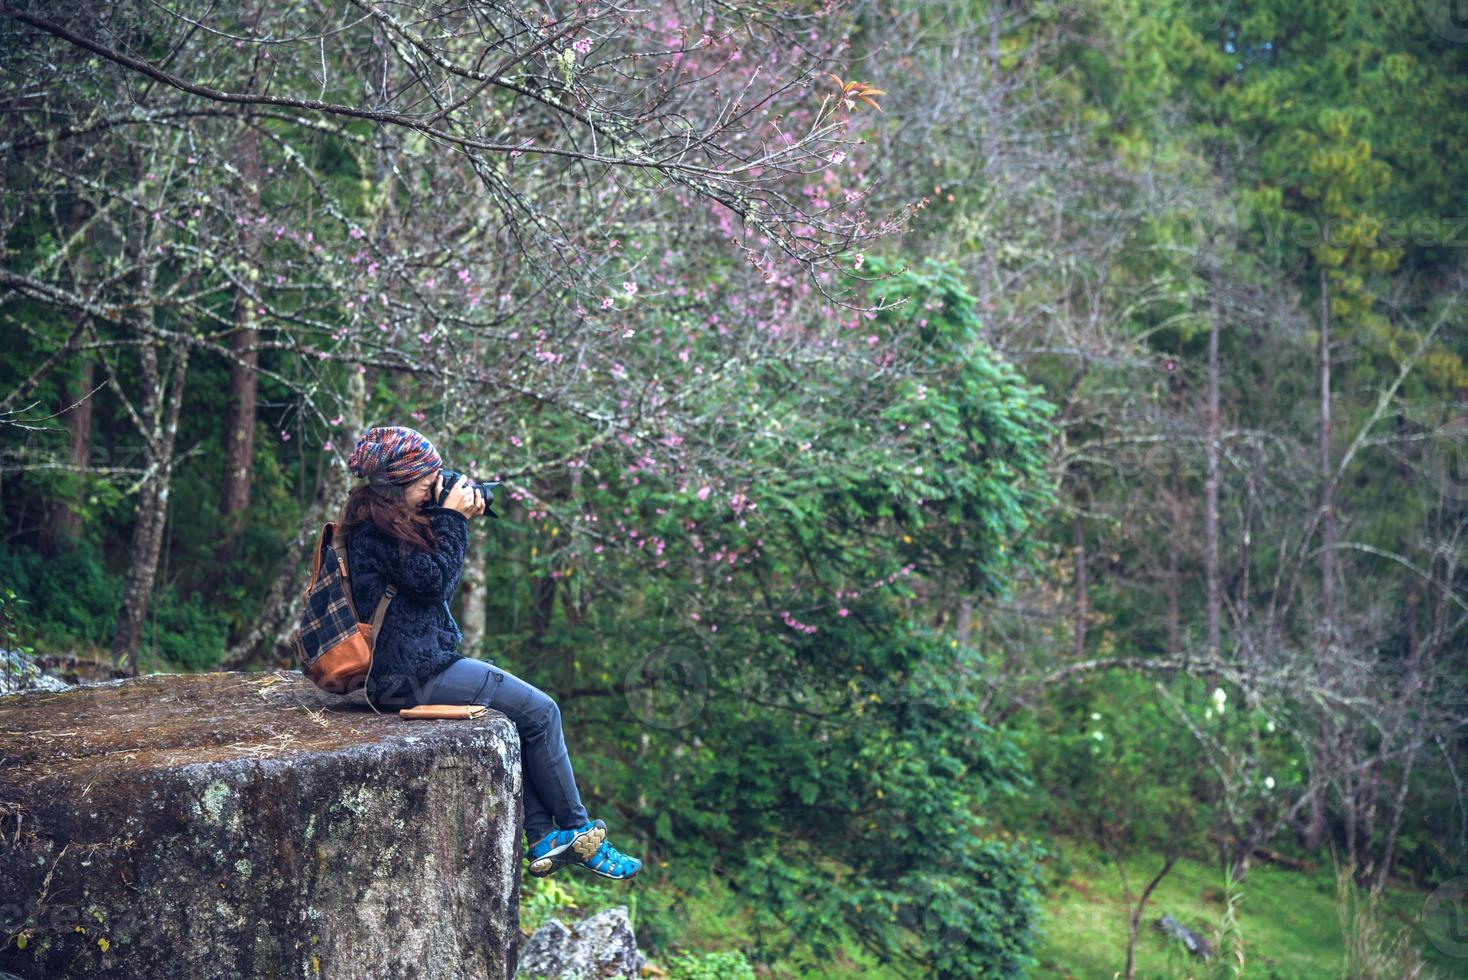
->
[854, 255, 1060, 597]
[661, 949, 757, 980]
[0, 541, 225, 670]
[139, 585, 228, 672]
[476, 256, 1059, 977]
[1207, 862, 1247, 980]
[0, 541, 122, 652]
[1010, 670, 1210, 855]
[519, 873, 585, 936]
[1, 586, 37, 662]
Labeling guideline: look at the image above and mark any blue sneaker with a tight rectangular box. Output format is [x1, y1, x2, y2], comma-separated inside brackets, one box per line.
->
[526, 819, 605, 878]
[577, 837, 641, 880]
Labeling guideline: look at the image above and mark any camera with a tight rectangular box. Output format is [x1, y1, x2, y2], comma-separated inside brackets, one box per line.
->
[429, 468, 500, 518]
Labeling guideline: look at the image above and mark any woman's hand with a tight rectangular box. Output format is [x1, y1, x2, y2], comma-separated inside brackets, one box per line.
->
[440, 474, 486, 518]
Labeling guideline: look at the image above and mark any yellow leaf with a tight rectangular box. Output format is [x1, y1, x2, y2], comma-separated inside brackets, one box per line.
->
[98, 937, 110, 953]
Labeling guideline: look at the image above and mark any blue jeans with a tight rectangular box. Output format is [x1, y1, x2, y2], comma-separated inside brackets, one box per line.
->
[373, 657, 591, 843]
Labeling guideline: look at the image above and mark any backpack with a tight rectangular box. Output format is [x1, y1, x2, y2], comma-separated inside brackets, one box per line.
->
[290, 520, 396, 715]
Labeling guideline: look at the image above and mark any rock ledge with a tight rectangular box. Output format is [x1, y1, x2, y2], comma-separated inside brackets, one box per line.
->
[0, 669, 523, 979]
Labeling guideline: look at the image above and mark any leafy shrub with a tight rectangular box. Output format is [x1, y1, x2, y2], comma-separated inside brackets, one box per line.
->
[141, 586, 228, 672]
[0, 540, 121, 651]
[661, 949, 757, 980]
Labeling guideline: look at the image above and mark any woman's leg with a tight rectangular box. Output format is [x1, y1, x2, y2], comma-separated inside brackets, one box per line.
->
[481, 667, 592, 841]
[414, 658, 590, 843]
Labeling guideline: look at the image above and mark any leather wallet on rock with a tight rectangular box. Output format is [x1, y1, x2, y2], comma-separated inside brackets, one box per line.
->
[398, 704, 488, 720]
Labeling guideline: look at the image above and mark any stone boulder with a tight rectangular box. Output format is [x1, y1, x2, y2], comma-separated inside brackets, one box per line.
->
[516, 906, 646, 979]
[0, 650, 70, 696]
[0, 669, 523, 979]
[1154, 913, 1215, 960]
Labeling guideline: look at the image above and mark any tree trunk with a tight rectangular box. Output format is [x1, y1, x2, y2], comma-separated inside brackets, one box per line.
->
[1072, 505, 1087, 662]
[1303, 266, 1335, 853]
[111, 343, 190, 675]
[459, 523, 487, 658]
[220, 362, 367, 670]
[1204, 301, 1221, 670]
[955, 597, 975, 649]
[1165, 369, 1184, 663]
[1238, 437, 1259, 661]
[38, 193, 101, 558]
[1317, 265, 1336, 661]
[1120, 849, 1176, 980]
[37, 359, 94, 557]
[529, 573, 557, 655]
[219, 123, 263, 536]
[973, 0, 1002, 317]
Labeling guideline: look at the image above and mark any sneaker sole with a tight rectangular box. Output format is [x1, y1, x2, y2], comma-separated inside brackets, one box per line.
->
[527, 822, 606, 878]
[579, 860, 641, 881]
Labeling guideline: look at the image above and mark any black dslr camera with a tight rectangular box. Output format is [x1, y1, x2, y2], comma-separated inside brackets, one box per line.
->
[429, 469, 500, 518]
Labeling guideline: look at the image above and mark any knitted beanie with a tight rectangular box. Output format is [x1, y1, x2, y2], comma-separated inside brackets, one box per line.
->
[347, 426, 442, 486]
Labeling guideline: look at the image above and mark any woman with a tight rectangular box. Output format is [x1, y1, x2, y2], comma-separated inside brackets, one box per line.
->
[339, 425, 640, 881]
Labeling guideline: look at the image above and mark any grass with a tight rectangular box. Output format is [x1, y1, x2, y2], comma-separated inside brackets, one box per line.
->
[1033, 835, 1456, 979]
[519, 836, 1460, 979]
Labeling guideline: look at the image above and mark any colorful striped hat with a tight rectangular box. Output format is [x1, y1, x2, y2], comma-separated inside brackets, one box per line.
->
[347, 425, 442, 486]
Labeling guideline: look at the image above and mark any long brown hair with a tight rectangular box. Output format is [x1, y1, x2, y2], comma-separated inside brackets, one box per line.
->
[338, 479, 439, 557]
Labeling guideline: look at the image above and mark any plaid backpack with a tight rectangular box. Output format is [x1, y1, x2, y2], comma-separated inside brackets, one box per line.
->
[290, 520, 396, 715]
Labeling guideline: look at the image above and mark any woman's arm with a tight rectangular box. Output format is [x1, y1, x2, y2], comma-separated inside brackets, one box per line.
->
[377, 508, 468, 602]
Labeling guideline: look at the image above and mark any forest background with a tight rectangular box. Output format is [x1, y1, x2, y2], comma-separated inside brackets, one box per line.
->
[2, 0, 1466, 976]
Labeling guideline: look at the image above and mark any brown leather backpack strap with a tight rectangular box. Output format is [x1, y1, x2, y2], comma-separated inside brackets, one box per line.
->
[304, 524, 330, 599]
[331, 527, 365, 623]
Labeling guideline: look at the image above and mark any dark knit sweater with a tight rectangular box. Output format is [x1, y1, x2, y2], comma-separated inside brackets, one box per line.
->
[344, 507, 468, 705]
